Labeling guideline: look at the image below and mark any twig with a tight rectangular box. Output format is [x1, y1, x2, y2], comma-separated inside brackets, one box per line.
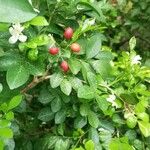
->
[20, 71, 51, 94]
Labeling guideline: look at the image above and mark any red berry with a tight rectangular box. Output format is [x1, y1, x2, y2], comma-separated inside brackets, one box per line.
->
[60, 61, 69, 72]
[64, 27, 73, 40]
[70, 43, 80, 52]
[49, 47, 59, 55]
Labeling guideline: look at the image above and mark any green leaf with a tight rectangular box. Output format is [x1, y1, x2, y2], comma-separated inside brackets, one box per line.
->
[51, 97, 62, 113]
[85, 140, 95, 150]
[74, 116, 87, 129]
[91, 60, 112, 79]
[129, 36, 136, 50]
[55, 109, 66, 124]
[87, 72, 97, 89]
[60, 79, 72, 96]
[70, 77, 83, 91]
[33, 35, 50, 46]
[95, 51, 114, 61]
[109, 138, 134, 150]
[126, 115, 137, 129]
[50, 72, 64, 88]
[8, 95, 22, 110]
[25, 60, 45, 76]
[86, 34, 101, 59]
[138, 121, 150, 137]
[0, 128, 13, 138]
[38, 88, 54, 104]
[81, 61, 92, 81]
[120, 93, 138, 105]
[6, 64, 29, 89]
[5, 111, 14, 120]
[0, 0, 37, 23]
[96, 96, 109, 112]
[88, 111, 99, 128]
[78, 85, 95, 99]
[0, 52, 20, 71]
[38, 107, 54, 122]
[80, 104, 90, 116]
[137, 112, 149, 122]
[30, 16, 49, 26]
[54, 139, 70, 150]
[68, 58, 81, 75]
[0, 23, 10, 31]
[88, 127, 100, 144]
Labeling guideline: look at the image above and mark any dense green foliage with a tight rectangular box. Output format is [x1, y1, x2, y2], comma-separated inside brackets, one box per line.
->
[0, 0, 150, 149]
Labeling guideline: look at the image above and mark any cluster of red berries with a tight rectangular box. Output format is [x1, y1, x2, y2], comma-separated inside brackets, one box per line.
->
[48, 27, 81, 72]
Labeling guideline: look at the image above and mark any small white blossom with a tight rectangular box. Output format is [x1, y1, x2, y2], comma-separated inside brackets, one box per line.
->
[106, 94, 119, 108]
[9, 23, 27, 44]
[82, 18, 95, 31]
[131, 55, 142, 65]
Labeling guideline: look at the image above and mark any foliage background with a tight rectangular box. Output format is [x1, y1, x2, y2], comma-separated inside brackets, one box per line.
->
[0, 0, 150, 150]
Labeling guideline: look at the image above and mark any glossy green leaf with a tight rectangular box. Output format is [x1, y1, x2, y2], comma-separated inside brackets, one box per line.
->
[129, 36, 136, 50]
[78, 85, 95, 99]
[30, 16, 49, 26]
[87, 72, 97, 89]
[70, 77, 83, 91]
[8, 95, 22, 110]
[85, 140, 95, 150]
[138, 121, 150, 137]
[88, 111, 99, 128]
[55, 109, 66, 124]
[38, 88, 54, 104]
[50, 72, 64, 88]
[91, 60, 112, 79]
[60, 79, 72, 96]
[0, 0, 37, 23]
[6, 64, 29, 89]
[86, 34, 101, 59]
[80, 104, 90, 116]
[68, 58, 81, 75]
[0, 128, 13, 138]
[5, 111, 14, 120]
[74, 116, 87, 129]
[120, 93, 138, 105]
[51, 97, 62, 113]
[54, 139, 70, 150]
[38, 107, 54, 122]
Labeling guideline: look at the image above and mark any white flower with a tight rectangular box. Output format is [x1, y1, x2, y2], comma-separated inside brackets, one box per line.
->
[82, 18, 95, 31]
[131, 55, 142, 65]
[106, 94, 119, 108]
[9, 23, 27, 44]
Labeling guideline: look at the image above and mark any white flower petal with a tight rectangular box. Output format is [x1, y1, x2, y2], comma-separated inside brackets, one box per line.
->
[9, 36, 18, 44]
[13, 23, 24, 33]
[9, 27, 14, 35]
[131, 55, 142, 65]
[19, 34, 27, 42]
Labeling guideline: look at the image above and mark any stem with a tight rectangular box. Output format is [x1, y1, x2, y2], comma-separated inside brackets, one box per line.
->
[20, 70, 51, 94]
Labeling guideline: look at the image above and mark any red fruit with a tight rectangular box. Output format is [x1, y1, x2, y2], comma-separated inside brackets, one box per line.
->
[64, 27, 73, 40]
[70, 43, 80, 52]
[49, 47, 59, 55]
[60, 61, 69, 72]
